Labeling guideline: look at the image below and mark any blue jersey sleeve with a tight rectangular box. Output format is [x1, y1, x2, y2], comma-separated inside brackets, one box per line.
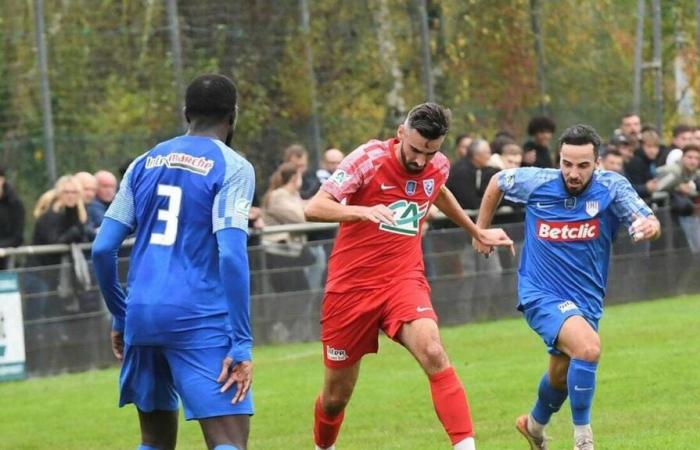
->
[497, 167, 559, 203]
[212, 161, 255, 234]
[216, 227, 252, 362]
[105, 159, 141, 231]
[92, 218, 132, 332]
[607, 172, 654, 227]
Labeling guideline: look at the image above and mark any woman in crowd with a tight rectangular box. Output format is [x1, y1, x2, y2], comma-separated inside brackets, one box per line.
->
[262, 162, 311, 292]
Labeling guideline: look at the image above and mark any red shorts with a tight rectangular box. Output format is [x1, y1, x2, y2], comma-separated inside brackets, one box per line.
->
[320, 278, 437, 368]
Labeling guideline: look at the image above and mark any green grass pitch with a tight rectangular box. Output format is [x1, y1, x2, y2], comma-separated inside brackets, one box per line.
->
[1, 295, 698, 449]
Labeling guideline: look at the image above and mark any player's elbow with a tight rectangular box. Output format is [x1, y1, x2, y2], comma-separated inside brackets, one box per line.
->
[304, 199, 322, 222]
[91, 236, 116, 262]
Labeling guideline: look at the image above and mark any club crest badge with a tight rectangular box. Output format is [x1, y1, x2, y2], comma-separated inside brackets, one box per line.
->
[423, 179, 434, 196]
[585, 200, 599, 217]
[405, 180, 417, 196]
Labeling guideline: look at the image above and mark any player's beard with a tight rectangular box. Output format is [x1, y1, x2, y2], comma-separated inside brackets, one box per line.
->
[564, 174, 591, 195]
[400, 142, 425, 174]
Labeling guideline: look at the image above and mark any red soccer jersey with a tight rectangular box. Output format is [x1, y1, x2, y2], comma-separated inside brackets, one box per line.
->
[321, 138, 450, 293]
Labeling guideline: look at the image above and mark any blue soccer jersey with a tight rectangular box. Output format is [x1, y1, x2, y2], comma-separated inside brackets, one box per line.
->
[497, 167, 652, 320]
[105, 135, 255, 349]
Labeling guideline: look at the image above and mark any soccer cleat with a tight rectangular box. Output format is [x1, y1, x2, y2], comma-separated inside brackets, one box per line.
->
[515, 415, 549, 450]
[573, 436, 594, 450]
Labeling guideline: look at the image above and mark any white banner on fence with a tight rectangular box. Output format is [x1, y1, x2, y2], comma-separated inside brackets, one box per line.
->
[0, 273, 26, 381]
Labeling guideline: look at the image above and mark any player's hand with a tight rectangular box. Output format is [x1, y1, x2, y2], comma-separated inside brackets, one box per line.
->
[472, 236, 493, 257]
[217, 357, 253, 404]
[357, 204, 396, 225]
[629, 214, 661, 242]
[474, 228, 515, 257]
[110, 330, 124, 361]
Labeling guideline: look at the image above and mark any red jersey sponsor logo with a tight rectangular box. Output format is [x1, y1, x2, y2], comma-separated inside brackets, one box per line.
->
[536, 219, 600, 242]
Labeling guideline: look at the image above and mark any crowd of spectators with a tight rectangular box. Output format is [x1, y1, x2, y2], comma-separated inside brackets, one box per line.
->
[1, 112, 700, 299]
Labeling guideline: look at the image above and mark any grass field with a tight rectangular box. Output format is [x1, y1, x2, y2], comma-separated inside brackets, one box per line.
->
[1, 295, 699, 449]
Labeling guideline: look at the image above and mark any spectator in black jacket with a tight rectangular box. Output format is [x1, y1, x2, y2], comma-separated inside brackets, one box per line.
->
[31, 175, 93, 267]
[523, 116, 556, 168]
[625, 129, 662, 200]
[0, 166, 25, 269]
[446, 139, 498, 210]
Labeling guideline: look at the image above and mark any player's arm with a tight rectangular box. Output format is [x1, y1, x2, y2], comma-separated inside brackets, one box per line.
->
[92, 218, 130, 330]
[212, 161, 256, 403]
[611, 173, 661, 242]
[434, 184, 514, 255]
[476, 175, 505, 230]
[304, 190, 395, 224]
[92, 218, 131, 360]
[215, 227, 253, 403]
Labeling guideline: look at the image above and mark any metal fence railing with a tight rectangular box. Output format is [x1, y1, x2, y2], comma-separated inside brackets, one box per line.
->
[2, 205, 699, 378]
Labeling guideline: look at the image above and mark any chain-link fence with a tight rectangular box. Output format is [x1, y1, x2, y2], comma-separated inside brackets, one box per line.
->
[4, 0, 700, 225]
[3, 206, 699, 378]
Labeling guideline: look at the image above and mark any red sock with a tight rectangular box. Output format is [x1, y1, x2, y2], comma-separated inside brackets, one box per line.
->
[429, 366, 474, 445]
[313, 395, 345, 448]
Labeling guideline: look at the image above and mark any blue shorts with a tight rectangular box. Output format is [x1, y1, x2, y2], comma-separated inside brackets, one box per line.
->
[522, 295, 599, 355]
[119, 344, 254, 420]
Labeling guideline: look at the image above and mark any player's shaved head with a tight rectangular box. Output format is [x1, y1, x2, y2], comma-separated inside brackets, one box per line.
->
[404, 102, 451, 140]
[185, 74, 238, 125]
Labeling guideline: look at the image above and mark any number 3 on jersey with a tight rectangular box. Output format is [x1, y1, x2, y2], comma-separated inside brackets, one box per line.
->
[150, 184, 182, 246]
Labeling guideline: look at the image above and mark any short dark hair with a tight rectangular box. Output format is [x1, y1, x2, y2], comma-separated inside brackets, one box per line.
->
[527, 116, 556, 136]
[454, 133, 471, 148]
[185, 74, 237, 123]
[672, 124, 694, 137]
[682, 144, 700, 155]
[558, 124, 602, 157]
[621, 112, 639, 120]
[491, 132, 516, 155]
[405, 103, 451, 140]
[602, 149, 622, 159]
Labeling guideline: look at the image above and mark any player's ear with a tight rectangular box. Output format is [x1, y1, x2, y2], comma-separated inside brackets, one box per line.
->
[183, 107, 190, 124]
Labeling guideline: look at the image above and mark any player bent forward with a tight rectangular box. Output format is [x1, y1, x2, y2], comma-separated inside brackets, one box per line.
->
[304, 103, 515, 450]
[474, 124, 660, 450]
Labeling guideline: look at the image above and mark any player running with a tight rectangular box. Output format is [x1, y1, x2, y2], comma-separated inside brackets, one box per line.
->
[474, 124, 660, 450]
[304, 103, 515, 450]
[92, 74, 254, 450]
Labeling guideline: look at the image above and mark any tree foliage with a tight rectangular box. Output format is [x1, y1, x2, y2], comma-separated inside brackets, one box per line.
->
[1, 0, 700, 212]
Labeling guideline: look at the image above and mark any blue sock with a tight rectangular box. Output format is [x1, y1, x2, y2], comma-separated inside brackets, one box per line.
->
[530, 373, 568, 425]
[567, 358, 598, 425]
[213, 445, 239, 450]
[137, 445, 161, 450]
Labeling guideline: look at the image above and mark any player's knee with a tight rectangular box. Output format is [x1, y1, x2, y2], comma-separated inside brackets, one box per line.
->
[419, 341, 449, 371]
[574, 342, 601, 362]
[322, 390, 352, 416]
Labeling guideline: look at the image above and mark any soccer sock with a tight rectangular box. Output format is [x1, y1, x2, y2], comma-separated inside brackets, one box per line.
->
[567, 358, 598, 426]
[530, 372, 568, 430]
[136, 445, 161, 450]
[428, 366, 474, 445]
[453, 437, 476, 450]
[314, 395, 345, 449]
[213, 446, 239, 450]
